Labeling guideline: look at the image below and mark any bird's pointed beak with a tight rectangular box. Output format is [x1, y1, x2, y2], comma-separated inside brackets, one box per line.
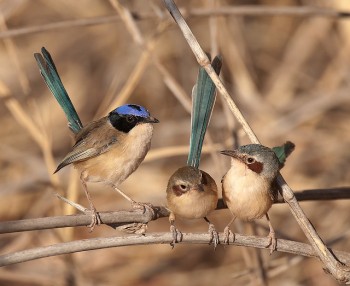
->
[144, 116, 159, 123]
[220, 150, 239, 159]
[191, 184, 204, 193]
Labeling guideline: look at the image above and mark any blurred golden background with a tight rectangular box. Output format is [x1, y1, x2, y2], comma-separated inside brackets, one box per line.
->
[0, 0, 350, 285]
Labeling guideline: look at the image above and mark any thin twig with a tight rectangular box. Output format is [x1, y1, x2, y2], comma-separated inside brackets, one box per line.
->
[276, 187, 350, 203]
[108, 0, 221, 177]
[0, 6, 349, 39]
[96, 21, 170, 117]
[0, 13, 30, 95]
[164, 0, 259, 142]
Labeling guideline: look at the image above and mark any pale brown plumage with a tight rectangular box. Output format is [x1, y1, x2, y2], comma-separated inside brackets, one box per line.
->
[166, 166, 218, 247]
[221, 144, 281, 252]
[59, 118, 154, 186]
[166, 166, 218, 220]
[55, 115, 156, 230]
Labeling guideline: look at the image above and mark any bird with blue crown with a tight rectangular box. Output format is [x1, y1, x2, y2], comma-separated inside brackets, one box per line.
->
[34, 48, 159, 230]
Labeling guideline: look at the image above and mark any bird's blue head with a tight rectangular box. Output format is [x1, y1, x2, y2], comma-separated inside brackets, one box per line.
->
[109, 104, 159, 133]
[114, 104, 150, 118]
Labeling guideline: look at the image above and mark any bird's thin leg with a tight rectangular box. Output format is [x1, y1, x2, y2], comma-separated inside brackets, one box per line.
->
[265, 212, 277, 254]
[223, 216, 236, 244]
[80, 175, 101, 231]
[169, 212, 182, 248]
[112, 186, 135, 204]
[113, 186, 155, 218]
[204, 217, 219, 249]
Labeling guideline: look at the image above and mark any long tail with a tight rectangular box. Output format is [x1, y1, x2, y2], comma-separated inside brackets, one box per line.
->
[187, 56, 222, 168]
[272, 141, 295, 168]
[34, 47, 83, 134]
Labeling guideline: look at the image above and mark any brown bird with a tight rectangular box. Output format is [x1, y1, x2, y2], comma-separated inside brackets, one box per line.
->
[221, 142, 294, 252]
[34, 48, 159, 230]
[166, 56, 221, 247]
[167, 166, 219, 246]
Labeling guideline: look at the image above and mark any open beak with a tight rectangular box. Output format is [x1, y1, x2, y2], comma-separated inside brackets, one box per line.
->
[144, 116, 159, 123]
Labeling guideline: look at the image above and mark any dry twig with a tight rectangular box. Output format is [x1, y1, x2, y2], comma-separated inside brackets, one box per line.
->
[1, 231, 350, 267]
[1, 187, 349, 234]
[0, 6, 349, 40]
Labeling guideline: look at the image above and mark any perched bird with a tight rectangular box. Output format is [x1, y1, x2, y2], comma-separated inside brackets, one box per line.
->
[34, 47, 159, 230]
[221, 142, 295, 252]
[166, 56, 221, 248]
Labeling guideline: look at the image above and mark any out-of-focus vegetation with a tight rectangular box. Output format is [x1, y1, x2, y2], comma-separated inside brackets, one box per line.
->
[0, 0, 349, 285]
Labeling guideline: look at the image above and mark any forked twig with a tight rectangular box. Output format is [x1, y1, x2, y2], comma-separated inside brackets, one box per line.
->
[163, 0, 350, 283]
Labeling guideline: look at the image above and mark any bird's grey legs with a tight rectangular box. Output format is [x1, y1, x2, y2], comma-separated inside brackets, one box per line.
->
[204, 217, 219, 249]
[80, 174, 101, 231]
[169, 212, 182, 248]
[265, 213, 277, 254]
[223, 216, 236, 244]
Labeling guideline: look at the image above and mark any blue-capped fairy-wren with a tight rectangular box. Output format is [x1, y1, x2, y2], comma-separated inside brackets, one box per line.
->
[34, 47, 159, 230]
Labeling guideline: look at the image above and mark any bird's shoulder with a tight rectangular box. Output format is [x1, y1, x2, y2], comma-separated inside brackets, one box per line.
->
[54, 117, 123, 172]
[74, 117, 125, 148]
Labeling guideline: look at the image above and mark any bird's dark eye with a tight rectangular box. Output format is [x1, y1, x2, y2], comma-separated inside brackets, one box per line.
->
[126, 116, 135, 123]
[247, 157, 255, 164]
[179, 184, 187, 190]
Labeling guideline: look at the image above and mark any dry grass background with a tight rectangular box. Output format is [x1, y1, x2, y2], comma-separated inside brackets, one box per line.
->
[0, 0, 349, 285]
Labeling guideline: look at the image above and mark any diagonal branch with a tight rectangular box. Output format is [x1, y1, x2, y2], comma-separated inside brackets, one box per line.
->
[162, 0, 350, 283]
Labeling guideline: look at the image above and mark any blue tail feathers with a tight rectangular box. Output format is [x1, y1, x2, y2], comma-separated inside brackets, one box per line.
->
[34, 47, 83, 134]
[187, 56, 222, 168]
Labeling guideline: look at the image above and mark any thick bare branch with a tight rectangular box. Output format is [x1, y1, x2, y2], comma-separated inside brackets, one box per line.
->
[1, 232, 349, 267]
[1, 187, 349, 234]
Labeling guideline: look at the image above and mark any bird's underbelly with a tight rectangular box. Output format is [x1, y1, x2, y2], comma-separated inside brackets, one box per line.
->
[223, 175, 273, 221]
[75, 141, 151, 186]
[168, 190, 218, 219]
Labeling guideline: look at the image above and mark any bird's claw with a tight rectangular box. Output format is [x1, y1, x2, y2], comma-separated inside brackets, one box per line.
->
[116, 222, 148, 235]
[208, 223, 219, 249]
[267, 230, 277, 254]
[223, 226, 234, 245]
[87, 208, 101, 232]
[132, 201, 155, 218]
[170, 225, 182, 248]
